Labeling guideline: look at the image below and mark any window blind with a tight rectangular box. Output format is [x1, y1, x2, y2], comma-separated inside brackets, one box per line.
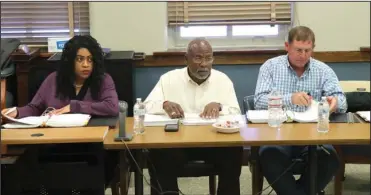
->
[1, 2, 90, 46]
[168, 2, 292, 26]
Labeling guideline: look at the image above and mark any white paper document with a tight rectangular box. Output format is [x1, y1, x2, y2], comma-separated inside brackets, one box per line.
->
[292, 100, 318, 123]
[2, 114, 91, 129]
[247, 100, 319, 123]
[144, 113, 245, 126]
[356, 111, 370, 122]
[143, 114, 179, 126]
[181, 113, 217, 125]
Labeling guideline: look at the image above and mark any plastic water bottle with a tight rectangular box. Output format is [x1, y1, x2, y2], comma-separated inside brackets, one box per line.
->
[133, 98, 145, 134]
[317, 97, 330, 133]
[268, 89, 283, 128]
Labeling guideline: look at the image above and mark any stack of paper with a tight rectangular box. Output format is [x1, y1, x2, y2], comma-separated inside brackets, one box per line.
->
[144, 113, 245, 126]
[293, 100, 318, 123]
[246, 110, 269, 123]
[181, 113, 217, 125]
[2, 123, 40, 129]
[45, 114, 91, 127]
[356, 111, 370, 122]
[2, 115, 48, 129]
[247, 100, 319, 123]
[2, 114, 91, 129]
[144, 114, 178, 126]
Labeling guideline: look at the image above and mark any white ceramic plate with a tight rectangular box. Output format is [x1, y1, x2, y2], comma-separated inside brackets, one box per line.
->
[212, 122, 240, 134]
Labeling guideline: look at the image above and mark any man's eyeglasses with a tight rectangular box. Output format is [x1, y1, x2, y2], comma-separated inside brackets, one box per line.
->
[193, 56, 214, 63]
[294, 48, 313, 55]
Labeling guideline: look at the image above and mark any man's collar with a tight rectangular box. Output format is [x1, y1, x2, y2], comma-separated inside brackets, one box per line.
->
[286, 55, 312, 71]
[184, 67, 211, 85]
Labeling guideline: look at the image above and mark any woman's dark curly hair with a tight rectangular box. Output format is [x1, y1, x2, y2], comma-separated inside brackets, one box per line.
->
[56, 35, 105, 100]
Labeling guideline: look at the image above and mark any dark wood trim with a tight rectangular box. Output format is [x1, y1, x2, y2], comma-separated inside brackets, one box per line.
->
[153, 48, 286, 56]
[1, 79, 6, 111]
[360, 47, 370, 52]
[141, 50, 370, 67]
[344, 156, 371, 164]
[38, 49, 371, 67]
[10, 48, 40, 62]
[312, 51, 370, 63]
[40, 52, 54, 58]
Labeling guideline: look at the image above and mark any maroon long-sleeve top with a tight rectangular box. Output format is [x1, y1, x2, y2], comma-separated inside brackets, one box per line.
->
[17, 72, 119, 118]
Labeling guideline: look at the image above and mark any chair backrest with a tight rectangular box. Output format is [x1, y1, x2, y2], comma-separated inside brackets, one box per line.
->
[1, 38, 20, 72]
[242, 95, 255, 113]
[28, 64, 58, 102]
[339, 81, 370, 92]
[339, 81, 371, 112]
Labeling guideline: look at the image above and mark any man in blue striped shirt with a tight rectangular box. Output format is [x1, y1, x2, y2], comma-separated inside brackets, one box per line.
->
[255, 26, 346, 195]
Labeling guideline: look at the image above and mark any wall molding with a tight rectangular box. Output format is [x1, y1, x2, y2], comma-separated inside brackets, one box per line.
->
[139, 49, 370, 67]
[360, 47, 370, 52]
[35, 47, 371, 67]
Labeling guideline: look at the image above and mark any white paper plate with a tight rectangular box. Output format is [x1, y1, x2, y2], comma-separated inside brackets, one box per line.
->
[212, 123, 240, 134]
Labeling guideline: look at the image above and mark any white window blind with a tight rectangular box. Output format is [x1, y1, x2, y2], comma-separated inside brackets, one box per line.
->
[1, 2, 90, 46]
[168, 2, 292, 26]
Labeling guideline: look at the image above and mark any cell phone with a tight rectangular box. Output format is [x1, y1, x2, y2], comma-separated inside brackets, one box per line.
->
[164, 123, 179, 132]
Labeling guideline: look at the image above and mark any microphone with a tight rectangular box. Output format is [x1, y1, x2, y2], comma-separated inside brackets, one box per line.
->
[114, 100, 133, 141]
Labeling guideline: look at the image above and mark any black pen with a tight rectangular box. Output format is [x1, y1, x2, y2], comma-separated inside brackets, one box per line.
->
[307, 92, 312, 100]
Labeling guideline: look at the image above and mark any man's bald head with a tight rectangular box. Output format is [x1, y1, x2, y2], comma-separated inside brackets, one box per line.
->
[186, 38, 213, 56]
[185, 38, 214, 84]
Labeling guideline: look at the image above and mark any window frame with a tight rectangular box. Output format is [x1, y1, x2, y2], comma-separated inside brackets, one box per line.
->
[0, 2, 90, 47]
[168, 24, 291, 50]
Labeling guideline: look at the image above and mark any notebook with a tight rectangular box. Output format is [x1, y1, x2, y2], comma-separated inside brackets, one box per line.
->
[2, 107, 91, 129]
[144, 113, 245, 126]
[181, 113, 217, 125]
[247, 101, 319, 123]
[356, 111, 370, 122]
[143, 114, 178, 126]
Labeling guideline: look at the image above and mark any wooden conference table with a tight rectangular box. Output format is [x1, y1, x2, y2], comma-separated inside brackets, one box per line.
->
[104, 117, 370, 195]
[1, 126, 109, 195]
[1, 127, 109, 145]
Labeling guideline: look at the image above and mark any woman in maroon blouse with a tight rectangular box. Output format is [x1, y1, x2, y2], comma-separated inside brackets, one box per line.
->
[1, 35, 119, 194]
[1, 35, 119, 118]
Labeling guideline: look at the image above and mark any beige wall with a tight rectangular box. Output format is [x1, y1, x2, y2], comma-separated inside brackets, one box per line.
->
[89, 2, 167, 54]
[90, 2, 370, 54]
[294, 2, 370, 51]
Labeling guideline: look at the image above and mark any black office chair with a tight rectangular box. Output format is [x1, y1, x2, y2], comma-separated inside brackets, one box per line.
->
[19, 65, 116, 195]
[112, 104, 251, 195]
[27, 64, 58, 103]
[334, 89, 371, 195]
[242, 95, 321, 195]
[108, 150, 217, 195]
[1, 38, 20, 109]
[178, 160, 218, 195]
[144, 150, 218, 195]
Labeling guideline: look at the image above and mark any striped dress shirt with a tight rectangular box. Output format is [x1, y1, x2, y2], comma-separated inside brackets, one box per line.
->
[254, 55, 347, 113]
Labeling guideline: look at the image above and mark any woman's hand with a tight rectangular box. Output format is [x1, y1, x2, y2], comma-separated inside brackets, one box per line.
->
[1, 108, 18, 124]
[1, 108, 18, 118]
[50, 105, 71, 115]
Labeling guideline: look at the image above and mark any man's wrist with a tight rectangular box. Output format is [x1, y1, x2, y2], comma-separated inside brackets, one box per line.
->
[283, 93, 293, 107]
